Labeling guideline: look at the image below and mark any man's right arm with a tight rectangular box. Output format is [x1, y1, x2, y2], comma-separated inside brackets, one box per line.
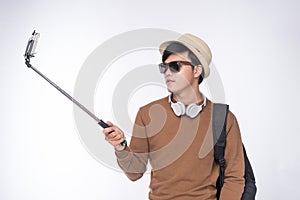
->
[103, 109, 149, 181]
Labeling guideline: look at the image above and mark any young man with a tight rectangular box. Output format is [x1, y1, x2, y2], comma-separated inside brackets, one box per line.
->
[103, 33, 245, 200]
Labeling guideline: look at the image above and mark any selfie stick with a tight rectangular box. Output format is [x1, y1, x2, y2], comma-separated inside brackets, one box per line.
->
[24, 30, 127, 146]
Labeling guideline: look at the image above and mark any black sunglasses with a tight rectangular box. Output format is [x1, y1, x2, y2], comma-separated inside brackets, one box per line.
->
[158, 61, 194, 74]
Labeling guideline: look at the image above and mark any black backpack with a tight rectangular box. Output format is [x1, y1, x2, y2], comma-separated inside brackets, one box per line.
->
[212, 103, 257, 200]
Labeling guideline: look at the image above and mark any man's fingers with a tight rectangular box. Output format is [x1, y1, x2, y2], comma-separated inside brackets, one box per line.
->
[103, 127, 114, 135]
[106, 131, 124, 141]
[106, 121, 114, 127]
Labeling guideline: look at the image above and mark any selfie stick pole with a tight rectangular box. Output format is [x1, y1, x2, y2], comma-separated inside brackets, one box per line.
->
[24, 31, 127, 146]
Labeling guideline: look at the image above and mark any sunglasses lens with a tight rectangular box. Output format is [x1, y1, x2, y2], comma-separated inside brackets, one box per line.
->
[159, 63, 167, 73]
[168, 62, 180, 72]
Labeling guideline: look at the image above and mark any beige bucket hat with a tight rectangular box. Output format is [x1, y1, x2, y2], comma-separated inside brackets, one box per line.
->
[159, 33, 212, 78]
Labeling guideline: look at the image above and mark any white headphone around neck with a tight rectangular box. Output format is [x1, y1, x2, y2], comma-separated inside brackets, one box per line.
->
[169, 93, 207, 118]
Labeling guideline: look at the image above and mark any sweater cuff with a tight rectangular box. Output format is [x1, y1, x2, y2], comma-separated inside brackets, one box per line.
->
[115, 145, 130, 160]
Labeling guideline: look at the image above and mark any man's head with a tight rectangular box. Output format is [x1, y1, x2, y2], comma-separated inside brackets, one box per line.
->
[159, 33, 212, 84]
[160, 43, 204, 85]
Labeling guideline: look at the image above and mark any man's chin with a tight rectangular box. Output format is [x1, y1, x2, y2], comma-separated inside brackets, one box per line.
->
[167, 87, 179, 94]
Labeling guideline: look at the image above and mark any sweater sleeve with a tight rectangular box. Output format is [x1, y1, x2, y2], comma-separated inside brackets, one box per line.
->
[219, 111, 245, 200]
[115, 108, 149, 181]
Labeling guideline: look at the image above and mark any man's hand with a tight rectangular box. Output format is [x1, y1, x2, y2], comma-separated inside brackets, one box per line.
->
[102, 121, 126, 151]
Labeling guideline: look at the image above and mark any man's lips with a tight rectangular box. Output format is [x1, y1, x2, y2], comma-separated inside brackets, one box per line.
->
[166, 79, 175, 84]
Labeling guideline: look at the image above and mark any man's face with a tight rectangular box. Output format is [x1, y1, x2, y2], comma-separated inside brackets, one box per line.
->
[163, 51, 198, 94]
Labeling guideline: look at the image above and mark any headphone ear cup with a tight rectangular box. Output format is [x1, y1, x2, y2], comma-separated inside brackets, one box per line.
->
[186, 103, 202, 118]
[171, 101, 186, 116]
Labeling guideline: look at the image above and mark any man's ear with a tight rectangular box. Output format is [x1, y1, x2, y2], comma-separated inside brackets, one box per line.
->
[193, 65, 202, 78]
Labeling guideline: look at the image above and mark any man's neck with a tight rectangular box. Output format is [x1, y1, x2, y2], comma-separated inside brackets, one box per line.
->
[173, 88, 203, 105]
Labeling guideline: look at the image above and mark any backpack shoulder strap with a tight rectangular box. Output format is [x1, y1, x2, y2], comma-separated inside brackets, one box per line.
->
[212, 103, 229, 148]
[212, 103, 229, 197]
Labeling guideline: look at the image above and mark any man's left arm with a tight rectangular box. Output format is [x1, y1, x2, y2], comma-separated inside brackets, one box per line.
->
[219, 111, 245, 200]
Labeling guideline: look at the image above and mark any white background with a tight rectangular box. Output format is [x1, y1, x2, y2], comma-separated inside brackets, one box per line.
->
[1, 0, 300, 199]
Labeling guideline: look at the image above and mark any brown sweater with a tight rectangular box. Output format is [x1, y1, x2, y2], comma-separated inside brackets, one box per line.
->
[115, 97, 245, 200]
